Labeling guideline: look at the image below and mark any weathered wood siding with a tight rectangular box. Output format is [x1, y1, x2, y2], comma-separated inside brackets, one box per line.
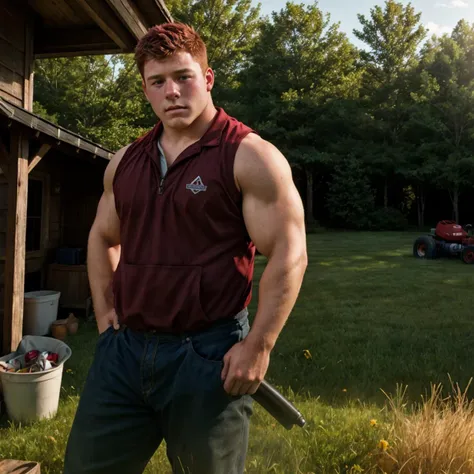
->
[0, 177, 6, 254]
[0, 149, 106, 336]
[0, 0, 34, 109]
[0, 175, 6, 327]
[0, 151, 105, 258]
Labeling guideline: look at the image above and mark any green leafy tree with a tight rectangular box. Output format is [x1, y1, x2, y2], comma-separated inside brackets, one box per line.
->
[166, 0, 261, 105]
[354, 0, 426, 88]
[399, 67, 444, 227]
[33, 55, 151, 150]
[240, 1, 364, 222]
[353, 0, 426, 209]
[326, 157, 375, 229]
[413, 20, 474, 222]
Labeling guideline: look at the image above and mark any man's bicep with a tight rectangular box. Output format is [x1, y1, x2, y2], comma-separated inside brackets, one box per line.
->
[90, 146, 128, 246]
[238, 138, 305, 257]
[243, 190, 304, 258]
[92, 191, 120, 247]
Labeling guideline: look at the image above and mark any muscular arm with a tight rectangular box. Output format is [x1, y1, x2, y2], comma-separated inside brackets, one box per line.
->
[221, 134, 307, 395]
[238, 134, 307, 351]
[88, 145, 128, 333]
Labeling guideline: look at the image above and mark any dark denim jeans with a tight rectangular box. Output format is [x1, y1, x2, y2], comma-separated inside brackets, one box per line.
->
[63, 311, 253, 474]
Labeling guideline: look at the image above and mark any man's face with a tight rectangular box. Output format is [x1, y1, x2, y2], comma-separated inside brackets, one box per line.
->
[142, 51, 214, 130]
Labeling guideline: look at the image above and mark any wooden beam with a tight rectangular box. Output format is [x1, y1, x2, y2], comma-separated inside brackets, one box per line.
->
[106, 0, 148, 39]
[153, 0, 173, 23]
[23, 12, 34, 112]
[3, 128, 28, 354]
[35, 27, 121, 58]
[74, 0, 136, 51]
[134, 0, 173, 26]
[28, 143, 51, 173]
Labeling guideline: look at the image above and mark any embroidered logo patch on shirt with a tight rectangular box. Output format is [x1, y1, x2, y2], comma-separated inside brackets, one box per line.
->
[186, 176, 208, 194]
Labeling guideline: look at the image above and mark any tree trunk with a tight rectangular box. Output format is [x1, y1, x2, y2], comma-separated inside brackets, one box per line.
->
[453, 187, 459, 223]
[384, 179, 388, 209]
[416, 186, 425, 229]
[421, 194, 426, 229]
[305, 167, 314, 223]
[449, 186, 460, 223]
[417, 185, 426, 229]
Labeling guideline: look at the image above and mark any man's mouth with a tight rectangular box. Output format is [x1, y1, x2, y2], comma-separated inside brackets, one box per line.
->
[166, 106, 186, 112]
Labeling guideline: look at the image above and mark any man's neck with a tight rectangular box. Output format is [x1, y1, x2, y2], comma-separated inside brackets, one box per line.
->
[161, 103, 218, 147]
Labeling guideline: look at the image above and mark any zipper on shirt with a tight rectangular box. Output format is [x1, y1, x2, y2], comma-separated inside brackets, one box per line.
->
[158, 176, 165, 195]
[155, 143, 200, 195]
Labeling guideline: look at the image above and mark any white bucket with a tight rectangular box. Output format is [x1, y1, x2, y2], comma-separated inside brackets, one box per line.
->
[0, 336, 72, 424]
[23, 290, 61, 336]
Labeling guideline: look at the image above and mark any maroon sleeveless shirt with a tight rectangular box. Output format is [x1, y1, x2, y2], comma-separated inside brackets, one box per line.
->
[112, 108, 256, 333]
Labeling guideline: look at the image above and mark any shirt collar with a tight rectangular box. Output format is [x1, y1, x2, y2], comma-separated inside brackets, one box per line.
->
[150, 106, 227, 150]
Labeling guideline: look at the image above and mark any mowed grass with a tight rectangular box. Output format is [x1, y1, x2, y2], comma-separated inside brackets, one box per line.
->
[268, 231, 474, 405]
[2, 231, 474, 473]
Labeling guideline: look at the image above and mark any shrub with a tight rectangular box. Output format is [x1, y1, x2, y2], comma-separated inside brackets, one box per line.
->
[326, 158, 375, 230]
[369, 207, 409, 231]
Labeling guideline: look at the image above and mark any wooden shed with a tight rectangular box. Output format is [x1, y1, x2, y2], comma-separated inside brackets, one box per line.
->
[0, 0, 172, 354]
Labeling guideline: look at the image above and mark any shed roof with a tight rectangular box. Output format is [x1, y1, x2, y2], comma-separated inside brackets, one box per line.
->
[0, 97, 114, 160]
[29, 0, 173, 57]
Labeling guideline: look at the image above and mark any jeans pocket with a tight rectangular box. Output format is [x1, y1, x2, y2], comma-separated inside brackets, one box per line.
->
[188, 320, 245, 365]
[97, 326, 114, 346]
[189, 341, 226, 365]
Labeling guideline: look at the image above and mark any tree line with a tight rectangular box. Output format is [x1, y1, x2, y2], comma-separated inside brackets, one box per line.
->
[33, 0, 474, 230]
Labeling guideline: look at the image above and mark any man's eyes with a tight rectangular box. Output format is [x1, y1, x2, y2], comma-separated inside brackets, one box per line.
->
[152, 75, 191, 86]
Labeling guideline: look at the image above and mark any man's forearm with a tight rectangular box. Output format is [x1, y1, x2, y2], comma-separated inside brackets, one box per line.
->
[87, 229, 119, 325]
[246, 247, 307, 352]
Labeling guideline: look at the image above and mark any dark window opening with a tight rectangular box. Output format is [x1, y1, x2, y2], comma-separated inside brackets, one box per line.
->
[26, 179, 43, 252]
[24, 270, 41, 292]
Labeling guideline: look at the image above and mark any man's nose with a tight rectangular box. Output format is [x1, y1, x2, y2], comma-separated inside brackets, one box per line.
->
[164, 80, 180, 100]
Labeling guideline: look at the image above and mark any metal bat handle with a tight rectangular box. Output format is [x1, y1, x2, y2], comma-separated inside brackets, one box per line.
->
[251, 379, 306, 430]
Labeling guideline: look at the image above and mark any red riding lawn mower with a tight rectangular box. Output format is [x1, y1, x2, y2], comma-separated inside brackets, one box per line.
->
[413, 220, 474, 263]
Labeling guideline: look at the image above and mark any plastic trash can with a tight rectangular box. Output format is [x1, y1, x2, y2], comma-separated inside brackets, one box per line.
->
[23, 291, 61, 336]
[0, 335, 72, 424]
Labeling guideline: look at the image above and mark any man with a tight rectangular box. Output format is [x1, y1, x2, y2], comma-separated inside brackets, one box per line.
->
[64, 22, 307, 474]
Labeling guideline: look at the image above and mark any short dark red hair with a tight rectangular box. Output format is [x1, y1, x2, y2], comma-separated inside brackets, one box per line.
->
[135, 23, 208, 78]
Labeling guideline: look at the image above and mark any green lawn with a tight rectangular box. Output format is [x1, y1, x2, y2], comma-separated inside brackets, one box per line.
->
[2, 231, 474, 473]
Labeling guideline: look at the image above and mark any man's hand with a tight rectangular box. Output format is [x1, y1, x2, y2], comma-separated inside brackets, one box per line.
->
[97, 309, 120, 335]
[221, 339, 270, 396]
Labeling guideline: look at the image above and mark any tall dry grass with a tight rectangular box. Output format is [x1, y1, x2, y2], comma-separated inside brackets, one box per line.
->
[375, 378, 474, 473]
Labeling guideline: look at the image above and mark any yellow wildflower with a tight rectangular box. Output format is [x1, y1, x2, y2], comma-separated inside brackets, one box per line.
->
[303, 349, 312, 360]
[378, 439, 389, 451]
[351, 465, 364, 473]
[342, 388, 347, 392]
[47, 436, 57, 444]
[370, 419, 377, 427]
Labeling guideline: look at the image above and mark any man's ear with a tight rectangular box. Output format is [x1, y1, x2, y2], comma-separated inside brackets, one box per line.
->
[205, 67, 215, 92]
[142, 80, 149, 101]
